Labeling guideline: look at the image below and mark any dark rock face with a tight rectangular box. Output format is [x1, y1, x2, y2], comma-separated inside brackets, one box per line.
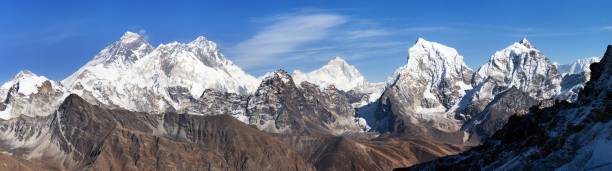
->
[247, 70, 323, 134]
[461, 87, 539, 143]
[372, 91, 468, 145]
[246, 70, 364, 135]
[188, 89, 248, 117]
[402, 45, 612, 170]
[0, 94, 314, 171]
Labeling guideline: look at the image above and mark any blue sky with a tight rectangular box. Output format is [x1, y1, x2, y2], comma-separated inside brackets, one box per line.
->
[1, 0, 611, 82]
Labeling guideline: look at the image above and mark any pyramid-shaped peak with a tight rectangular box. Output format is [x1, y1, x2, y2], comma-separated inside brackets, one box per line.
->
[328, 56, 349, 65]
[14, 70, 36, 78]
[519, 38, 533, 48]
[192, 36, 208, 42]
[411, 38, 451, 51]
[120, 31, 146, 44]
[189, 35, 217, 48]
[414, 37, 431, 44]
[408, 38, 463, 62]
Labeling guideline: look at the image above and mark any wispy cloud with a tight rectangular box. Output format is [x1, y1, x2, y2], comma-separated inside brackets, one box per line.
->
[232, 13, 347, 68]
[602, 26, 612, 31]
[230, 10, 452, 73]
[346, 29, 390, 39]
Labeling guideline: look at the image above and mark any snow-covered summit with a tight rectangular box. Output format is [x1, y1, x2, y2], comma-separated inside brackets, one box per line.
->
[457, 38, 563, 137]
[557, 57, 601, 102]
[396, 38, 473, 86]
[292, 56, 368, 91]
[519, 37, 532, 48]
[376, 38, 473, 127]
[62, 32, 259, 113]
[559, 57, 600, 76]
[120, 31, 146, 44]
[474, 38, 561, 100]
[129, 35, 260, 95]
[95, 32, 152, 68]
[0, 70, 67, 120]
[1, 70, 61, 96]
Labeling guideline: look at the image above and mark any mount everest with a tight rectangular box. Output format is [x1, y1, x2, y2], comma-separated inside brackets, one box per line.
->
[63, 32, 260, 113]
[0, 31, 607, 170]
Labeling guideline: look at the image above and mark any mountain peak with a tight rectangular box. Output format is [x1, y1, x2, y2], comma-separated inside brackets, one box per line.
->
[1, 70, 54, 96]
[262, 70, 293, 85]
[415, 37, 428, 44]
[192, 36, 207, 42]
[83, 31, 153, 69]
[190, 36, 210, 46]
[328, 56, 347, 65]
[406, 38, 470, 71]
[559, 56, 601, 76]
[475, 39, 561, 101]
[120, 31, 146, 44]
[292, 56, 367, 91]
[518, 38, 533, 48]
[13, 70, 36, 79]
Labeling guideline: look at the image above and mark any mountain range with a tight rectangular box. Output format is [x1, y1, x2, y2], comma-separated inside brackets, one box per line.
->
[0, 31, 607, 170]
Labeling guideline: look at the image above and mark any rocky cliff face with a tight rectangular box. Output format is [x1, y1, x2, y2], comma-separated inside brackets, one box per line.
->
[246, 70, 367, 135]
[460, 87, 540, 143]
[403, 45, 612, 170]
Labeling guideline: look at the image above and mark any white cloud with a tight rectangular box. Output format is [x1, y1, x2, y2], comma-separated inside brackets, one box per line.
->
[602, 26, 612, 31]
[232, 13, 347, 68]
[346, 29, 389, 39]
[229, 11, 452, 74]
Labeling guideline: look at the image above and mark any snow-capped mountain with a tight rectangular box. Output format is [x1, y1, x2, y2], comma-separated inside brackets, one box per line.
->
[367, 38, 473, 144]
[472, 38, 561, 102]
[363, 38, 568, 145]
[406, 45, 612, 171]
[0, 70, 67, 119]
[388, 38, 474, 112]
[292, 56, 384, 107]
[293, 56, 368, 91]
[558, 57, 601, 102]
[63, 32, 259, 113]
[559, 56, 600, 76]
[458, 38, 562, 142]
